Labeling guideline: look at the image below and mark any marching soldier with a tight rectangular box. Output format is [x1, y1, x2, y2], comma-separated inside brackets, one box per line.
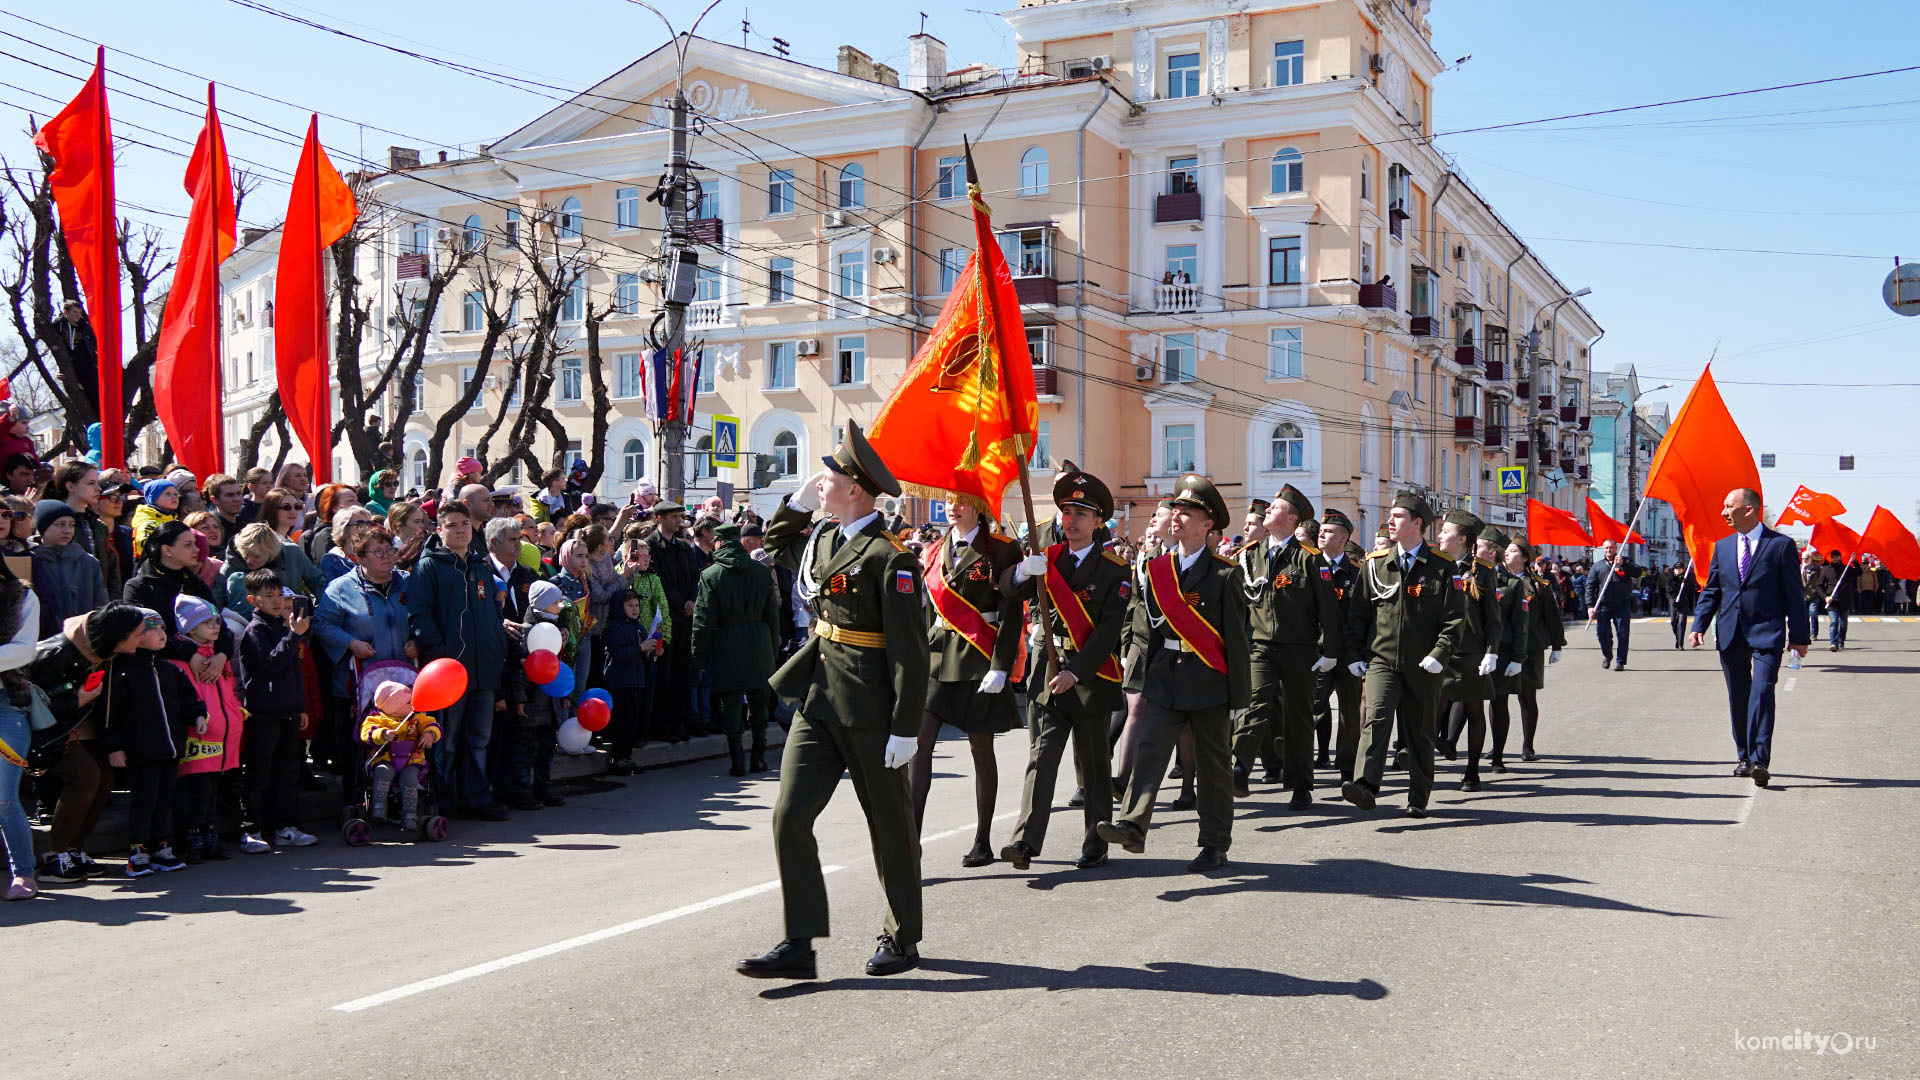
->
[910, 496, 1024, 868]
[1494, 538, 1566, 764]
[1434, 510, 1503, 792]
[999, 469, 1130, 872]
[1230, 485, 1341, 809]
[1235, 497, 1271, 555]
[1315, 509, 1364, 783]
[1341, 493, 1465, 818]
[737, 421, 930, 981]
[1098, 475, 1250, 871]
[1479, 528, 1531, 775]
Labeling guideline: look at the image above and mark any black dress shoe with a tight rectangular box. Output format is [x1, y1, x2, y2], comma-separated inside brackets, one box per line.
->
[1392, 748, 1409, 770]
[1441, 743, 1458, 761]
[1405, 805, 1429, 818]
[1314, 752, 1331, 770]
[737, 939, 817, 980]
[1489, 760, 1508, 774]
[1186, 846, 1228, 872]
[1074, 851, 1109, 870]
[1094, 820, 1145, 853]
[1615, 662, 1626, 671]
[1340, 780, 1377, 811]
[1521, 749, 1538, 762]
[749, 754, 769, 773]
[1067, 787, 1085, 808]
[1232, 765, 1251, 798]
[1288, 788, 1313, 811]
[1459, 778, 1481, 793]
[1169, 792, 1196, 811]
[1261, 770, 1284, 785]
[1167, 763, 1184, 780]
[959, 844, 995, 868]
[1733, 762, 1752, 777]
[1600, 656, 1612, 669]
[1000, 842, 1035, 870]
[1751, 765, 1770, 787]
[866, 933, 919, 976]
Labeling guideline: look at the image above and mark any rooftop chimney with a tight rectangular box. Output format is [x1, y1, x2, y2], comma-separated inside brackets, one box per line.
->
[908, 33, 948, 92]
[437, 150, 448, 162]
[387, 146, 420, 171]
[873, 62, 899, 87]
[836, 45, 876, 83]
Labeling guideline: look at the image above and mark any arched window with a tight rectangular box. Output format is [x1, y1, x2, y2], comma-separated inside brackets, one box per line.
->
[690, 435, 713, 482]
[621, 437, 646, 482]
[462, 214, 483, 252]
[837, 163, 865, 209]
[408, 447, 427, 490]
[772, 430, 798, 476]
[1270, 147, 1304, 195]
[1269, 421, 1304, 471]
[556, 197, 582, 239]
[1019, 147, 1048, 196]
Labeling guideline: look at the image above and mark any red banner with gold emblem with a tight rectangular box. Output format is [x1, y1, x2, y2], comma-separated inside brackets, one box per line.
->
[1145, 554, 1227, 673]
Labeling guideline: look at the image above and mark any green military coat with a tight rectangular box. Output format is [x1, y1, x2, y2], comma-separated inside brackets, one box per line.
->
[689, 539, 782, 693]
[1004, 543, 1132, 714]
[1123, 548, 1252, 712]
[1344, 543, 1467, 673]
[1237, 537, 1342, 657]
[1443, 558, 1503, 701]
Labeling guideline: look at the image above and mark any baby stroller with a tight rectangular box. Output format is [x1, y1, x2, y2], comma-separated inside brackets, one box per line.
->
[340, 659, 451, 846]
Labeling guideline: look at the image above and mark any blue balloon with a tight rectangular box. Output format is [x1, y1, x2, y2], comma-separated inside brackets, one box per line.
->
[580, 687, 612, 708]
[541, 664, 576, 698]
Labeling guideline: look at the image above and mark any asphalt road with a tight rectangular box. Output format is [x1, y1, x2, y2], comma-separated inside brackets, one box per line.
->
[12, 618, 1917, 1079]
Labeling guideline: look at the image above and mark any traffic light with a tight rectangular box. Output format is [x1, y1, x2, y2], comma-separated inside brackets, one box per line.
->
[751, 453, 778, 490]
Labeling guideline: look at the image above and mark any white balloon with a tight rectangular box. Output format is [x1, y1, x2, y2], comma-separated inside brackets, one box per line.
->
[526, 622, 564, 656]
[555, 718, 593, 754]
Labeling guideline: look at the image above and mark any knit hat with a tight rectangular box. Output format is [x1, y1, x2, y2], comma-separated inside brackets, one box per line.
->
[455, 456, 482, 476]
[527, 579, 565, 613]
[517, 539, 543, 571]
[34, 498, 76, 536]
[173, 594, 218, 636]
[140, 478, 179, 504]
[85, 602, 149, 658]
[373, 681, 413, 716]
[165, 468, 197, 491]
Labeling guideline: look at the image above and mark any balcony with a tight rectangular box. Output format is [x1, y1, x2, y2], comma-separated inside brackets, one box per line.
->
[1154, 191, 1202, 223]
[1454, 344, 1481, 370]
[1483, 359, 1506, 383]
[1388, 215, 1403, 239]
[1515, 439, 1530, 461]
[1515, 378, 1531, 399]
[397, 252, 428, 280]
[1559, 454, 1577, 472]
[1559, 404, 1578, 423]
[1013, 276, 1059, 306]
[1358, 282, 1397, 310]
[688, 299, 725, 330]
[1033, 366, 1059, 398]
[1578, 415, 1591, 431]
[1452, 415, 1483, 442]
[687, 217, 724, 246]
[1154, 282, 1200, 313]
[1537, 394, 1555, 411]
[1409, 315, 1438, 337]
[1577, 464, 1591, 480]
[1483, 424, 1509, 449]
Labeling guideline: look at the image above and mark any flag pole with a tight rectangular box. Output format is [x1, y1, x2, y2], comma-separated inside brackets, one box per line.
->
[1586, 495, 1653, 629]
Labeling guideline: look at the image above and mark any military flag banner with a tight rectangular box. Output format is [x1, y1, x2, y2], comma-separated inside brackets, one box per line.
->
[1643, 365, 1761, 586]
[1860, 506, 1920, 580]
[1586, 497, 1646, 545]
[1776, 484, 1846, 527]
[1526, 498, 1595, 549]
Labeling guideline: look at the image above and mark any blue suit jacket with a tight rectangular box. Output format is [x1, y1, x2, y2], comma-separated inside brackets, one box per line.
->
[1690, 526, 1810, 652]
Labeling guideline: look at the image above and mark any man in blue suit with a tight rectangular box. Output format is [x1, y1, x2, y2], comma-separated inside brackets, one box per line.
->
[1688, 488, 1810, 787]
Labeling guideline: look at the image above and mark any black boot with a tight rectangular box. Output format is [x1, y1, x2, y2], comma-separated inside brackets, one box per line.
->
[727, 735, 747, 778]
[749, 729, 769, 773]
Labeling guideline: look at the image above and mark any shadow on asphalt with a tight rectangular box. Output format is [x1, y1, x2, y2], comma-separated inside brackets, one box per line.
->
[757, 957, 1388, 1000]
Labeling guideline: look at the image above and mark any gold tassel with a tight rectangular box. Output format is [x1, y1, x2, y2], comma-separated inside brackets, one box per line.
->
[959, 430, 982, 470]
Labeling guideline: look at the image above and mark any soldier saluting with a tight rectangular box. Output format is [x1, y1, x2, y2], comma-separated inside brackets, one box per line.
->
[1098, 474, 1251, 872]
[999, 467, 1131, 872]
[737, 420, 931, 981]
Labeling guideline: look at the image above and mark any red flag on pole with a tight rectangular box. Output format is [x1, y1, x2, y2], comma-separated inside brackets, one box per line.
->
[153, 85, 235, 478]
[1526, 497, 1595, 548]
[275, 115, 357, 486]
[32, 47, 124, 467]
[1810, 517, 1861, 563]
[1643, 366, 1761, 585]
[1585, 497, 1646, 545]
[1775, 484, 1845, 527]
[1859, 506, 1920, 580]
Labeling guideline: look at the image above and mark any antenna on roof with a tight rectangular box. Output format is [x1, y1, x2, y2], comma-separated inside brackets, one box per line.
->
[919, 10, 928, 34]
[772, 36, 790, 57]
[742, 8, 749, 48]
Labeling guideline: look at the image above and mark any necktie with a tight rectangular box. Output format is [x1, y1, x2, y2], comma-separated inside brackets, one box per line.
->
[1739, 535, 1751, 583]
[1401, 551, 1414, 575]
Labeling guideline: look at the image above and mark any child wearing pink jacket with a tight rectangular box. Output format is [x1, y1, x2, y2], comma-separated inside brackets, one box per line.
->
[171, 595, 245, 863]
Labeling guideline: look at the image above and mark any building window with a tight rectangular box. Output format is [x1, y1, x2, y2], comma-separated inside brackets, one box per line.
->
[1274, 39, 1304, 87]
[616, 272, 641, 314]
[1168, 155, 1199, 194]
[690, 435, 714, 482]
[560, 277, 585, 322]
[695, 265, 722, 303]
[835, 250, 866, 301]
[938, 247, 965, 292]
[1270, 147, 1303, 194]
[1162, 332, 1196, 383]
[505, 208, 520, 245]
[1165, 243, 1197, 284]
[698, 352, 715, 394]
[1030, 419, 1051, 469]
[771, 430, 799, 476]
[615, 187, 640, 229]
[459, 366, 478, 412]
[1391, 426, 1406, 479]
[767, 257, 794, 302]
[1019, 147, 1048, 196]
[767, 342, 796, 390]
[999, 229, 1052, 278]
[692, 178, 717, 221]
[835, 335, 866, 386]
[1267, 236, 1302, 286]
[409, 448, 427, 490]
[1166, 52, 1200, 99]
[556, 197, 582, 239]
[1163, 423, 1196, 473]
[936, 156, 963, 200]
[837, 163, 866, 209]
[461, 290, 483, 332]
[1270, 421, 1304, 471]
[1026, 326, 1050, 367]
[462, 214, 483, 252]
[1361, 153, 1373, 203]
[767, 169, 794, 216]
[560, 355, 582, 402]
[1361, 240, 1374, 284]
[1363, 333, 1375, 382]
[622, 437, 646, 482]
[1268, 327, 1303, 379]
[406, 221, 429, 254]
[615, 353, 642, 399]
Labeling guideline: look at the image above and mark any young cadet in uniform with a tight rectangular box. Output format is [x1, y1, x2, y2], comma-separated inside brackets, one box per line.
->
[1315, 509, 1364, 783]
[1476, 529, 1530, 776]
[1112, 500, 1176, 797]
[1236, 497, 1271, 554]
[1495, 538, 1565, 764]
[1230, 485, 1340, 809]
[738, 420, 931, 981]
[1341, 493, 1465, 818]
[910, 496, 1023, 868]
[999, 469, 1130, 872]
[1434, 510, 1503, 792]
[1098, 475, 1250, 871]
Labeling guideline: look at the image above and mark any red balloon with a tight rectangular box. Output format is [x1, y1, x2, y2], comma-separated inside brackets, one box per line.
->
[523, 649, 561, 685]
[576, 697, 611, 732]
[412, 658, 469, 712]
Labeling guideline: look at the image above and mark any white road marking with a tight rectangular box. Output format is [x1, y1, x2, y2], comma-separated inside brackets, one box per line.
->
[1783, 677, 1797, 693]
[922, 809, 1018, 844]
[1734, 789, 1756, 827]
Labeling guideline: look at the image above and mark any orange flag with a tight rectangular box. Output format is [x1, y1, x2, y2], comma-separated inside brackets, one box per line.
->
[867, 143, 1037, 517]
[1526, 497, 1594, 548]
[1585, 497, 1645, 545]
[153, 85, 235, 478]
[1643, 365, 1760, 585]
[275, 115, 357, 487]
[1860, 506, 1920, 580]
[33, 47, 123, 467]
[1776, 484, 1845, 527]
[1810, 517, 1861, 563]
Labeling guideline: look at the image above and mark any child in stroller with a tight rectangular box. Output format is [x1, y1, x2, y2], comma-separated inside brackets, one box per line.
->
[343, 674, 449, 844]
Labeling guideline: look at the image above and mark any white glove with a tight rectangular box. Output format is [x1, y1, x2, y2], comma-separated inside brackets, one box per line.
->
[1476, 653, 1498, 677]
[1548, 649, 1562, 665]
[1503, 660, 1523, 678]
[1418, 655, 1445, 675]
[1348, 661, 1368, 679]
[883, 735, 916, 769]
[1310, 655, 1337, 673]
[1013, 554, 1049, 583]
[977, 670, 1009, 694]
[786, 469, 828, 513]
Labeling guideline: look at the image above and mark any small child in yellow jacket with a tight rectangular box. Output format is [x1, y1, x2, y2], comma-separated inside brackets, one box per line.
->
[360, 681, 441, 829]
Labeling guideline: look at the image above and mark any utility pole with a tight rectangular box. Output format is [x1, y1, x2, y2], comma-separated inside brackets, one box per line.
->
[660, 89, 692, 505]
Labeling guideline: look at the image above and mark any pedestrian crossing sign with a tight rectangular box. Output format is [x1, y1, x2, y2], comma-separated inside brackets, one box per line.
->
[712, 414, 740, 468]
[1497, 466, 1526, 494]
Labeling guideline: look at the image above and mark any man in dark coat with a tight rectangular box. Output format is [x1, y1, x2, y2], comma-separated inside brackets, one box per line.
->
[648, 502, 705, 738]
[691, 522, 782, 776]
[407, 502, 510, 818]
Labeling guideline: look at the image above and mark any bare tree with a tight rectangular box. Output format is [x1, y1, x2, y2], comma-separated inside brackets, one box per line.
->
[422, 237, 525, 493]
[479, 207, 594, 487]
[116, 218, 172, 448]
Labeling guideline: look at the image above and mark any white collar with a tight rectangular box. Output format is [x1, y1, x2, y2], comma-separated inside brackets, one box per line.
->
[1177, 544, 1207, 571]
[1739, 523, 1765, 546]
[840, 509, 880, 537]
[1067, 541, 1095, 563]
[490, 554, 514, 579]
[952, 524, 980, 547]
[1396, 542, 1423, 561]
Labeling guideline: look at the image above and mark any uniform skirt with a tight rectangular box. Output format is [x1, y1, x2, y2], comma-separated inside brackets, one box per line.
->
[1442, 658, 1494, 702]
[925, 678, 1021, 734]
[1521, 646, 1550, 692]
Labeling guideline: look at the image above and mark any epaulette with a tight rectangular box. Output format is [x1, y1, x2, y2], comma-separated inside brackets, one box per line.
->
[884, 533, 908, 552]
[1300, 542, 1321, 556]
[1366, 550, 1391, 560]
[1101, 550, 1128, 567]
[1213, 552, 1234, 565]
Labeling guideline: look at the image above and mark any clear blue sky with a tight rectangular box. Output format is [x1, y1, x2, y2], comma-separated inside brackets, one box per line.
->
[5, 0, 1918, 530]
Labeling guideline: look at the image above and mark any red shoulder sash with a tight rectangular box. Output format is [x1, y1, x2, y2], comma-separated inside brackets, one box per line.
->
[1044, 544, 1121, 683]
[1145, 553, 1228, 673]
[925, 537, 997, 661]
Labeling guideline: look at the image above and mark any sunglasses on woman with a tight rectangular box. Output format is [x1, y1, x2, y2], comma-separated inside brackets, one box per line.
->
[6, 511, 28, 521]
